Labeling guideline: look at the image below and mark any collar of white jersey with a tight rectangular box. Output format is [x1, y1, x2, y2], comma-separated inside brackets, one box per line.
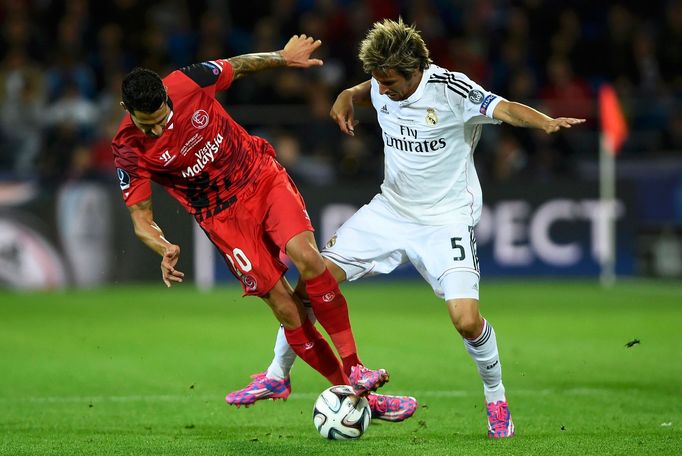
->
[398, 64, 436, 107]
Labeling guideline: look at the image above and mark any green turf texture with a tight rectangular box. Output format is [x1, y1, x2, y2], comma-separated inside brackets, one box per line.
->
[1, 280, 680, 455]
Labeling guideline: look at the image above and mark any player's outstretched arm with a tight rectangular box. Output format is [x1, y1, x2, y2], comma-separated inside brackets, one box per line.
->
[493, 100, 585, 134]
[128, 198, 185, 287]
[330, 80, 371, 136]
[228, 34, 323, 80]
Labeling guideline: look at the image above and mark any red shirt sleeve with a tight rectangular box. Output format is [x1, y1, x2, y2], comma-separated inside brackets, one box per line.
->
[111, 140, 152, 206]
[173, 59, 234, 97]
[213, 59, 234, 91]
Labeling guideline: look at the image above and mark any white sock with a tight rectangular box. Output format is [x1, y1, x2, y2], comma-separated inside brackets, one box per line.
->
[266, 300, 316, 380]
[463, 319, 506, 403]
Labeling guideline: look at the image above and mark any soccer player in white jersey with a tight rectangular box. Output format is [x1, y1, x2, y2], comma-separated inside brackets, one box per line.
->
[227, 18, 585, 436]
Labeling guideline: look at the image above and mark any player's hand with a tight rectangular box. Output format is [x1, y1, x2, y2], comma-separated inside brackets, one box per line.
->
[161, 244, 184, 287]
[543, 117, 586, 134]
[330, 90, 359, 136]
[281, 34, 323, 68]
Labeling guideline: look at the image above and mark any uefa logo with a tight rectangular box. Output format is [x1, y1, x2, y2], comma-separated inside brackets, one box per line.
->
[191, 109, 209, 129]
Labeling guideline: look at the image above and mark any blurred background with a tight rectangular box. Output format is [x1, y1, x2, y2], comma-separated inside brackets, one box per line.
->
[0, 0, 681, 289]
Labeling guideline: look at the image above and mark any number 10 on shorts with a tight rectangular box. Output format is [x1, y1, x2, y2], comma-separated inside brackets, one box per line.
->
[225, 248, 252, 276]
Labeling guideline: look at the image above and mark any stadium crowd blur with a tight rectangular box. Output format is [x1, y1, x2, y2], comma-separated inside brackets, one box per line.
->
[0, 0, 680, 188]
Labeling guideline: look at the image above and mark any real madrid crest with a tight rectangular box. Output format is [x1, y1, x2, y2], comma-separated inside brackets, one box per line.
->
[326, 234, 337, 249]
[426, 108, 438, 126]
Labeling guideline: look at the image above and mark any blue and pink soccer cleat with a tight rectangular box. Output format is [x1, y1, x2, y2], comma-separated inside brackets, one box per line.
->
[349, 364, 390, 396]
[227, 371, 417, 422]
[225, 372, 291, 407]
[367, 393, 418, 422]
[486, 400, 515, 438]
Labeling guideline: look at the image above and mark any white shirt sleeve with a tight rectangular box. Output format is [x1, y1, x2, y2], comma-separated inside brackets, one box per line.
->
[445, 72, 505, 125]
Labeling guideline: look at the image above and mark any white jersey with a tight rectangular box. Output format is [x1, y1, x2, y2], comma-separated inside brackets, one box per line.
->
[371, 63, 504, 226]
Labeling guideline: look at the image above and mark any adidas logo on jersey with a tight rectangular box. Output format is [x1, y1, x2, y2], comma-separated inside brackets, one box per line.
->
[381, 104, 389, 114]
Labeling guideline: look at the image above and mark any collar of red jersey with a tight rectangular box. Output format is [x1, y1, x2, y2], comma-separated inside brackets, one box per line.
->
[166, 110, 175, 130]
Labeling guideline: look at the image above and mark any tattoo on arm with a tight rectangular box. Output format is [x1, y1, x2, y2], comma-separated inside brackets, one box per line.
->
[228, 52, 286, 80]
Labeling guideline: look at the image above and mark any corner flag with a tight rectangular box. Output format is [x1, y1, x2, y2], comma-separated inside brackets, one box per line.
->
[597, 84, 628, 287]
[599, 84, 628, 154]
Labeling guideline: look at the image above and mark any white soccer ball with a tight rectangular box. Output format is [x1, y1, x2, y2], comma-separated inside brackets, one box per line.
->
[312, 385, 371, 439]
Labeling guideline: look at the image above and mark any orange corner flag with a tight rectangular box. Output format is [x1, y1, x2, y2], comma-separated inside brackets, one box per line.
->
[599, 84, 628, 155]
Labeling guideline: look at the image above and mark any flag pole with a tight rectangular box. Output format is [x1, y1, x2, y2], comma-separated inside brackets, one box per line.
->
[597, 84, 627, 288]
[599, 133, 616, 287]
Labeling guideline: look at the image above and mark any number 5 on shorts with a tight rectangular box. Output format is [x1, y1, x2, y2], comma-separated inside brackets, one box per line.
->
[451, 237, 465, 261]
[451, 227, 479, 272]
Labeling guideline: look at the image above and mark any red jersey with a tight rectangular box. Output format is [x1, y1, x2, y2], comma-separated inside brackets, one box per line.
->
[111, 60, 276, 222]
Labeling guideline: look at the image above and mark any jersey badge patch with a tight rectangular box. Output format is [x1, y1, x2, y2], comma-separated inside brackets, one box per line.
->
[468, 90, 484, 104]
[191, 109, 209, 129]
[425, 108, 438, 126]
[326, 234, 337, 249]
[116, 168, 131, 190]
[241, 275, 257, 292]
[202, 61, 221, 75]
[479, 94, 497, 115]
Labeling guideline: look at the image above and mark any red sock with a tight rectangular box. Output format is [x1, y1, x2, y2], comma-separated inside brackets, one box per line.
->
[284, 318, 348, 385]
[305, 268, 362, 376]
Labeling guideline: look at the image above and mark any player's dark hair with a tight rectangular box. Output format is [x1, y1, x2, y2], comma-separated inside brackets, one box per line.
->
[121, 67, 166, 114]
[359, 18, 432, 79]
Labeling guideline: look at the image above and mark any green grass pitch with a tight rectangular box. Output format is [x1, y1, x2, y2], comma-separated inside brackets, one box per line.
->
[1, 280, 681, 455]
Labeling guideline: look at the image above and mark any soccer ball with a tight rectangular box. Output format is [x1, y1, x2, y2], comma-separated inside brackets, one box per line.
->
[312, 385, 371, 439]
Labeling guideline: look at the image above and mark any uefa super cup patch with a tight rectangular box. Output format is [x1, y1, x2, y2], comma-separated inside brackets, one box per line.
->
[182, 60, 224, 87]
[479, 94, 498, 115]
[202, 61, 221, 75]
[116, 168, 131, 190]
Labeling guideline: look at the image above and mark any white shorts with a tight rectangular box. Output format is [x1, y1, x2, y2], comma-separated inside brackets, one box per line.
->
[321, 195, 480, 300]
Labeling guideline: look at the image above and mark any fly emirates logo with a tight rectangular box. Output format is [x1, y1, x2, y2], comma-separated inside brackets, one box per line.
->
[384, 125, 446, 153]
[181, 133, 223, 178]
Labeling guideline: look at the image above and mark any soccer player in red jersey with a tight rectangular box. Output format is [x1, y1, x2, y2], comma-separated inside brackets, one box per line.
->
[111, 35, 389, 401]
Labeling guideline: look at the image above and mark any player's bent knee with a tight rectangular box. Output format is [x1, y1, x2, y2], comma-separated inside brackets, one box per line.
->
[286, 234, 326, 278]
[447, 298, 482, 338]
[293, 250, 326, 278]
[453, 314, 483, 339]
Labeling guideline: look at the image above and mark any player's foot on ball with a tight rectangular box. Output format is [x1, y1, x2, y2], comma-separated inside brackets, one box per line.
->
[367, 393, 418, 422]
[225, 372, 291, 407]
[486, 400, 515, 438]
[349, 364, 389, 396]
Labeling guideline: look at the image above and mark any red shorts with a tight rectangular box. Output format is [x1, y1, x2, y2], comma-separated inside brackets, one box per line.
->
[199, 159, 313, 296]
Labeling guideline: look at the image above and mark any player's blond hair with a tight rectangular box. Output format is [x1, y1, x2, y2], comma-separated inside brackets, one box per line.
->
[358, 18, 432, 79]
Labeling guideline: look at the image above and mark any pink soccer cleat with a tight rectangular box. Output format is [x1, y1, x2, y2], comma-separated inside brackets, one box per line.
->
[486, 400, 515, 438]
[225, 372, 291, 407]
[367, 393, 418, 422]
[349, 364, 390, 396]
